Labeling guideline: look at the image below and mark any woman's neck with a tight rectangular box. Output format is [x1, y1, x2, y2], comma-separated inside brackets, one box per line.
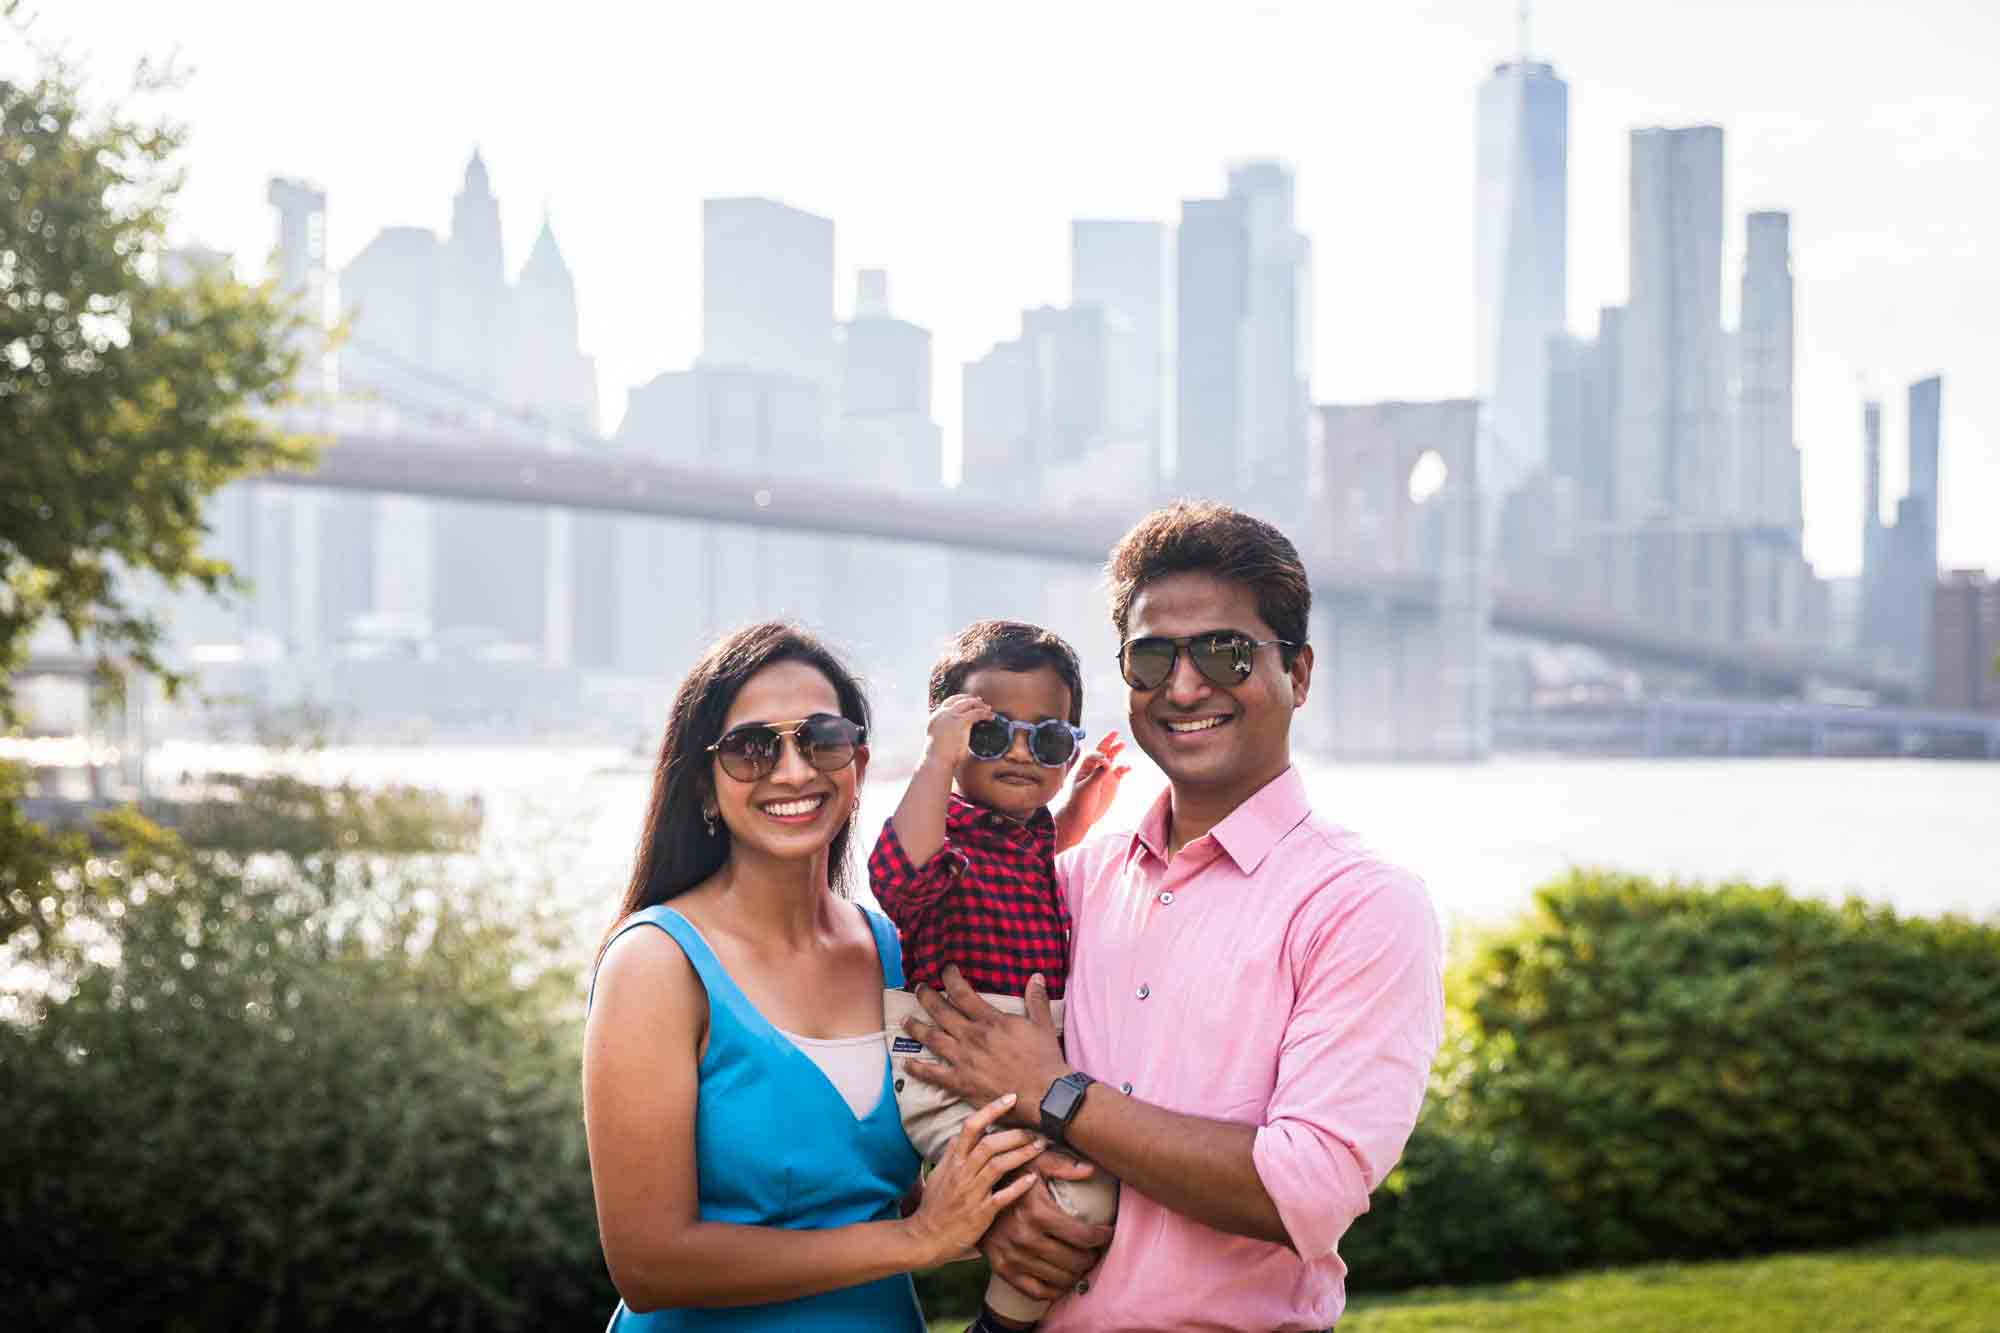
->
[713, 845, 837, 950]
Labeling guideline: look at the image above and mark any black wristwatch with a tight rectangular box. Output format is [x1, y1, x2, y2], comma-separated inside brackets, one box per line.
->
[1039, 1071, 1095, 1147]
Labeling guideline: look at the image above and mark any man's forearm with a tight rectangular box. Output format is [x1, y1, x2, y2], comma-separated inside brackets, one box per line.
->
[1061, 1084, 1291, 1247]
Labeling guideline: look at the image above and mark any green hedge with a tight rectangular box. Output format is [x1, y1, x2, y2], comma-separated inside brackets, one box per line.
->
[1339, 1108, 1577, 1291]
[1448, 869, 2000, 1265]
[1, 776, 613, 1331]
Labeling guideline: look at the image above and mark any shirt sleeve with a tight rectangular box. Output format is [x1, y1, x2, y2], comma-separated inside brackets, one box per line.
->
[1249, 865, 1445, 1261]
[867, 817, 966, 940]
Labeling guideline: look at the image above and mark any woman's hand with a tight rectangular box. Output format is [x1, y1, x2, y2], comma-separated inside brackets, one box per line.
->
[905, 1093, 1046, 1266]
[1054, 731, 1131, 852]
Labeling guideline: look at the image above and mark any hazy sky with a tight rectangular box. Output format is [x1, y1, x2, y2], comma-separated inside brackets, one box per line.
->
[20, 0, 2000, 576]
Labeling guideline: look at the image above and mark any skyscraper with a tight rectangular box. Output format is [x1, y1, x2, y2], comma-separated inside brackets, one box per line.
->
[1907, 374, 1941, 536]
[1863, 399, 1884, 564]
[440, 150, 508, 397]
[515, 216, 599, 435]
[1545, 305, 1622, 523]
[1859, 398, 1886, 646]
[960, 302, 1140, 501]
[1859, 377, 1946, 680]
[1475, 54, 1568, 494]
[961, 333, 1034, 497]
[1617, 126, 1727, 521]
[701, 197, 836, 395]
[1931, 570, 1999, 712]
[1735, 211, 1799, 532]
[431, 153, 547, 654]
[1895, 375, 1944, 678]
[836, 269, 941, 489]
[1072, 219, 1172, 481]
[1175, 162, 1310, 510]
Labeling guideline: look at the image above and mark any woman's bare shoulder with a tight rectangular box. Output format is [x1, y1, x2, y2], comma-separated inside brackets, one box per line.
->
[593, 917, 704, 1023]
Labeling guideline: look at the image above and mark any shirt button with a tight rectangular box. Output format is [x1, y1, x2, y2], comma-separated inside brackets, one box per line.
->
[1075, 1279, 1091, 1295]
[1136, 983, 1151, 1000]
[1119, 1081, 1133, 1095]
[1158, 891, 1175, 905]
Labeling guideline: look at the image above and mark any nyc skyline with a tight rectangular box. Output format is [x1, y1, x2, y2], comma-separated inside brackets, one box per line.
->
[23, 0, 1999, 577]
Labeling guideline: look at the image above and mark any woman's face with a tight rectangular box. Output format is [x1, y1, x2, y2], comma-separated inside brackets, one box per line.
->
[710, 660, 867, 866]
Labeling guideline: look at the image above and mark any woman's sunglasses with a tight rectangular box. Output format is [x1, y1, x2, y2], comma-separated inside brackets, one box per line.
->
[967, 715, 1086, 768]
[1117, 631, 1297, 691]
[706, 714, 866, 783]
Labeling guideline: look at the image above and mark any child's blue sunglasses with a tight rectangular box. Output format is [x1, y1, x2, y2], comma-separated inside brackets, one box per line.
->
[967, 715, 1086, 767]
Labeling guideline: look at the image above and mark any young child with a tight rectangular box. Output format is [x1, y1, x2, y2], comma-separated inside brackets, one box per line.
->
[872, 621, 1128, 1332]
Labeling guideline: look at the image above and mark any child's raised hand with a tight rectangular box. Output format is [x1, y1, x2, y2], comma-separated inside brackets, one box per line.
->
[925, 693, 995, 759]
[1054, 731, 1132, 851]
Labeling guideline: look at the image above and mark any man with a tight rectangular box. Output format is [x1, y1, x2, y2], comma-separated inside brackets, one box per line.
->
[905, 501, 1445, 1332]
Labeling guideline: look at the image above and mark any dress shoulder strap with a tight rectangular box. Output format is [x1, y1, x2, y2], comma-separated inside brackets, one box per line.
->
[859, 904, 905, 989]
[588, 903, 722, 1010]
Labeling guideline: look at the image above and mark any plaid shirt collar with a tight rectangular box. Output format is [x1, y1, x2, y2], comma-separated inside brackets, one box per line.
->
[945, 792, 1056, 846]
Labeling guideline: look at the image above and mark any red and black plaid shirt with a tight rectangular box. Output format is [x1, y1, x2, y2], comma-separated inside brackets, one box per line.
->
[869, 795, 1071, 999]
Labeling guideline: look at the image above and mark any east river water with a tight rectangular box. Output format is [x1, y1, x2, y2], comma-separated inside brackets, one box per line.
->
[149, 743, 1998, 949]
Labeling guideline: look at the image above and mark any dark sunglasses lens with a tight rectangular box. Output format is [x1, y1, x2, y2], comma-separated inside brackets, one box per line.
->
[716, 728, 778, 780]
[1121, 639, 1175, 689]
[1030, 722, 1078, 767]
[967, 718, 1011, 759]
[1191, 634, 1254, 685]
[800, 716, 860, 772]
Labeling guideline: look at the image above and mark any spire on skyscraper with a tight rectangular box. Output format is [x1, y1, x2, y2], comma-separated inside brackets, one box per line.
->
[464, 147, 492, 196]
[523, 211, 570, 287]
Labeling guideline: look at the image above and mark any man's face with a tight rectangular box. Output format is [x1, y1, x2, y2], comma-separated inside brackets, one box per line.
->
[1122, 571, 1311, 798]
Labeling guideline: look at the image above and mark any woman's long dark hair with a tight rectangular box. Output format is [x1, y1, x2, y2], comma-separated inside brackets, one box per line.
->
[609, 622, 871, 939]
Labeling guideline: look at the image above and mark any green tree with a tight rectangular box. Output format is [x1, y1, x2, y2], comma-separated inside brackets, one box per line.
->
[1, 15, 320, 719]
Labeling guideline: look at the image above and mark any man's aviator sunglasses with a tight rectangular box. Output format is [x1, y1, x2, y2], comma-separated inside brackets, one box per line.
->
[707, 714, 866, 782]
[1118, 630, 1297, 691]
[967, 715, 1087, 768]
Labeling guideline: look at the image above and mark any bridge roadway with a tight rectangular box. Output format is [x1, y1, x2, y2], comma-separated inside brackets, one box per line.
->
[270, 435, 1908, 698]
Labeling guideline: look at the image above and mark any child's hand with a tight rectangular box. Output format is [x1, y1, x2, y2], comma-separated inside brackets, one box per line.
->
[925, 693, 995, 762]
[1054, 732, 1131, 852]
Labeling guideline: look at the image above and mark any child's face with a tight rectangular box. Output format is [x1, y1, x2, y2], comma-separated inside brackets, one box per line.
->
[954, 665, 1077, 821]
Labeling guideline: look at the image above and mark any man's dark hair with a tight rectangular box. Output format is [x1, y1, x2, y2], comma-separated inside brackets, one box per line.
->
[927, 620, 1084, 725]
[1106, 500, 1310, 663]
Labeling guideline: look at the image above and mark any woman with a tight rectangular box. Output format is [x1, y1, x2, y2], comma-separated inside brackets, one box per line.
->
[585, 623, 1043, 1330]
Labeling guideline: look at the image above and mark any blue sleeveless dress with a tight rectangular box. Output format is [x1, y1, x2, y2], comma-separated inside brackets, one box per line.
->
[596, 903, 926, 1332]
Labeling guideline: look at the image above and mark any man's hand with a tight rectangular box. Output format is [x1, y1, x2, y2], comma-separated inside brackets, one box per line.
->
[979, 1160, 1115, 1301]
[902, 967, 1071, 1124]
[1053, 731, 1131, 853]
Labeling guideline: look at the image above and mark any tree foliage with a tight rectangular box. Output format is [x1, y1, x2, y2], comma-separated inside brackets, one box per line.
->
[1, 773, 610, 1331]
[0, 19, 319, 716]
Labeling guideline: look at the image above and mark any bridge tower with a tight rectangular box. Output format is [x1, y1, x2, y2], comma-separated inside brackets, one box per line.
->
[1309, 399, 1491, 759]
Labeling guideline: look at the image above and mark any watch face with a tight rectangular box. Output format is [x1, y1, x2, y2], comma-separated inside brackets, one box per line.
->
[1043, 1079, 1084, 1121]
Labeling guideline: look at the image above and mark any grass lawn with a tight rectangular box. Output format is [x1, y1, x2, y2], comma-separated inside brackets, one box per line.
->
[926, 1227, 2000, 1331]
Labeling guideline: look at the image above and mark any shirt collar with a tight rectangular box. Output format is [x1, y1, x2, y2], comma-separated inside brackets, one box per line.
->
[947, 792, 1054, 842]
[1127, 766, 1311, 876]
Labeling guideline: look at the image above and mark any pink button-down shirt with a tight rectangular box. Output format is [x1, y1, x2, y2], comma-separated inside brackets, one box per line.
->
[1041, 767, 1443, 1332]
